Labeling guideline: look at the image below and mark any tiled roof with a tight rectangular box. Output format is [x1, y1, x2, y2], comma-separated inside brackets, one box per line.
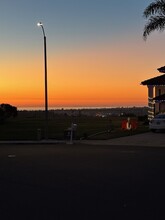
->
[153, 93, 165, 102]
[141, 74, 165, 85]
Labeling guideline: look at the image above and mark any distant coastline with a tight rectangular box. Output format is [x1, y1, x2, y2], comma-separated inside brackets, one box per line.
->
[18, 106, 148, 117]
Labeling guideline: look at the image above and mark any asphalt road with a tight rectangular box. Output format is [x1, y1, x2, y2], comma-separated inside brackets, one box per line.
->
[0, 144, 165, 220]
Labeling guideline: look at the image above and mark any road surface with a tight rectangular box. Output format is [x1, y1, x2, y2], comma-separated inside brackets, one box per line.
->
[0, 144, 165, 219]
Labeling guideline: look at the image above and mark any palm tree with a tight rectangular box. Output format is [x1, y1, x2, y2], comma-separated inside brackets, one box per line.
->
[143, 0, 165, 40]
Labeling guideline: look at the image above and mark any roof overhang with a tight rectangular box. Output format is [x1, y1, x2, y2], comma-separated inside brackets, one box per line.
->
[158, 66, 165, 73]
[141, 74, 165, 86]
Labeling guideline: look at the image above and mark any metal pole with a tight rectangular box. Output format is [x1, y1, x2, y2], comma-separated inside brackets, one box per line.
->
[44, 35, 48, 139]
[38, 22, 48, 139]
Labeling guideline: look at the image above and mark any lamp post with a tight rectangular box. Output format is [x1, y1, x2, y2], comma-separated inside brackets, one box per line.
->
[37, 22, 48, 139]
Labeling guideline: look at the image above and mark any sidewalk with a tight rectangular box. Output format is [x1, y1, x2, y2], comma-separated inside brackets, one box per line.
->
[0, 132, 164, 147]
[78, 132, 165, 147]
[0, 140, 65, 145]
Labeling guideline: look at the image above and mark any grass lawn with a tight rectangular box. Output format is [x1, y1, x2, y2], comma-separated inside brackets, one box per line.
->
[0, 111, 149, 140]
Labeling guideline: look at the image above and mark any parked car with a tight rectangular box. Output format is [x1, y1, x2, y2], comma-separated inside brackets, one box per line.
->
[149, 113, 165, 132]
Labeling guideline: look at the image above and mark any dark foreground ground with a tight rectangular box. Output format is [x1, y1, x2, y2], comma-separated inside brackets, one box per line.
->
[0, 144, 165, 220]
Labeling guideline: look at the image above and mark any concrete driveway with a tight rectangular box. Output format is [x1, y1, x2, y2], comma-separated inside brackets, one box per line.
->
[79, 132, 165, 147]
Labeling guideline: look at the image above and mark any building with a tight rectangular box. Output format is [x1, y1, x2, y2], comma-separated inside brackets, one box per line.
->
[141, 67, 165, 120]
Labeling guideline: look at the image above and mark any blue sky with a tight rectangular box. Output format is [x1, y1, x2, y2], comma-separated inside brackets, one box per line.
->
[0, 0, 151, 51]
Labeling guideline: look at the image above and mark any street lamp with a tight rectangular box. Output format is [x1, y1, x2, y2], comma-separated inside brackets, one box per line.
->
[37, 22, 48, 139]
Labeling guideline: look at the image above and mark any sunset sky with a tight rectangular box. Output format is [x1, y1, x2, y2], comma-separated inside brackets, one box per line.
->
[0, 0, 165, 109]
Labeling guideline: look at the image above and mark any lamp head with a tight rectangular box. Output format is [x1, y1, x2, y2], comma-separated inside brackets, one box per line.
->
[37, 21, 46, 36]
[37, 22, 43, 27]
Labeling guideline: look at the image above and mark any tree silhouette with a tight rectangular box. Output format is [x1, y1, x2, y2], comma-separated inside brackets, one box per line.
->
[143, 0, 165, 40]
[0, 104, 17, 123]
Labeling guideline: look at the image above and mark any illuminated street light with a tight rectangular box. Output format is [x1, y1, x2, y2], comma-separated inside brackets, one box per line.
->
[37, 22, 48, 139]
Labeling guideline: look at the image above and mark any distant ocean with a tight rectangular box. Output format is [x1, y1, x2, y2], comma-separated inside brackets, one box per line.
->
[18, 106, 146, 111]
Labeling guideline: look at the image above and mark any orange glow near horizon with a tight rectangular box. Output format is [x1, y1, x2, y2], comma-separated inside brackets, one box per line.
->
[0, 42, 151, 108]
